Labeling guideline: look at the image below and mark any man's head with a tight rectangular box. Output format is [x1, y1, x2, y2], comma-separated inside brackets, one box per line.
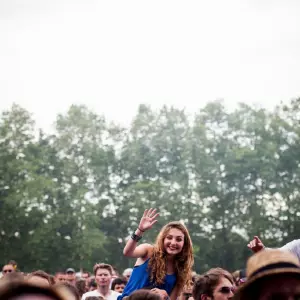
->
[234, 249, 300, 300]
[54, 271, 66, 283]
[65, 268, 76, 284]
[193, 268, 235, 300]
[2, 264, 15, 276]
[93, 263, 113, 288]
[122, 268, 133, 280]
[111, 277, 127, 293]
[82, 271, 90, 280]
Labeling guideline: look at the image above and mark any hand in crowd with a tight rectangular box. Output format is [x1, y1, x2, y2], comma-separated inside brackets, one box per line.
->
[151, 287, 169, 299]
[138, 208, 159, 232]
[247, 236, 265, 252]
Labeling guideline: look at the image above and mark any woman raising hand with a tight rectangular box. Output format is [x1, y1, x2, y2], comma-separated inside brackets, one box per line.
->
[118, 208, 194, 300]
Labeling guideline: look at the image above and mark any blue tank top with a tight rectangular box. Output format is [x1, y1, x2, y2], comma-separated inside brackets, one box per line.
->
[117, 259, 177, 300]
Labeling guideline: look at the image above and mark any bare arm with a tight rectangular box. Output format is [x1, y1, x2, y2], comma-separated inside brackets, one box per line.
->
[123, 229, 152, 258]
[123, 208, 159, 258]
[170, 285, 180, 300]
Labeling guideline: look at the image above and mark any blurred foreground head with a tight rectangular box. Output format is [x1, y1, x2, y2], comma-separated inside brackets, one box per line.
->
[0, 281, 67, 300]
[234, 249, 300, 300]
[26, 270, 52, 287]
[127, 289, 161, 300]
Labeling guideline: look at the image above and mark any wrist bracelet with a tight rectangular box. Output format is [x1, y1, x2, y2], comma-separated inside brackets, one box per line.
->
[131, 233, 142, 242]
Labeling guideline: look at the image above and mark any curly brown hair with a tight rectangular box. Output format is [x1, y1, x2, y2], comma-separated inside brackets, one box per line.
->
[148, 221, 194, 293]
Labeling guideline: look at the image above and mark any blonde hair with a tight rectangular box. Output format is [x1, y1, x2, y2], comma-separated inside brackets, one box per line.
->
[148, 221, 194, 292]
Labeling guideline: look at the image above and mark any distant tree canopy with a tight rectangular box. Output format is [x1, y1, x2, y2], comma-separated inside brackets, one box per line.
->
[1, 99, 300, 274]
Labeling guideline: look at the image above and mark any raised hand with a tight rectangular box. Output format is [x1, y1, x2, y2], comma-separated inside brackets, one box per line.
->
[247, 236, 265, 253]
[138, 208, 159, 232]
[151, 288, 168, 299]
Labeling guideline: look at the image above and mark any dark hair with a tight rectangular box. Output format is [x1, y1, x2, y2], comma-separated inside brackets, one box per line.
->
[111, 277, 127, 290]
[85, 297, 104, 300]
[7, 260, 17, 268]
[0, 282, 65, 300]
[127, 289, 161, 300]
[55, 270, 65, 275]
[93, 263, 113, 276]
[82, 270, 90, 276]
[193, 268, 234, 300]
[75, 278, 86, 297]
[88, 278, 97, 288]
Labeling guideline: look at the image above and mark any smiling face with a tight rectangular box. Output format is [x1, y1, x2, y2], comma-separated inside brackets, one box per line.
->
[163, 227, 185, 256]
[95, 268, 112, 287]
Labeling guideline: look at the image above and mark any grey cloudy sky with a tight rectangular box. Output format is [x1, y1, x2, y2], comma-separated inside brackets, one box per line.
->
[1, 0, 300, 130]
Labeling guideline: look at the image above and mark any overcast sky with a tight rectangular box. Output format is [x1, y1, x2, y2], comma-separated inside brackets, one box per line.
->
[1, 0, 300, 130]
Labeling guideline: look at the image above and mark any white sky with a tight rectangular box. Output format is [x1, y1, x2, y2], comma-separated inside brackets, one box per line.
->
[1, 0, 300, 131]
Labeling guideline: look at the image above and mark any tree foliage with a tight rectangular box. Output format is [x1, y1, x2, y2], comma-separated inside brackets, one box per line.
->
[1, 99, 300, 273]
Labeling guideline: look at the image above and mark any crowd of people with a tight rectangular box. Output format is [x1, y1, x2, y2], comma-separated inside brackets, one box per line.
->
[1, 208, 300, 300]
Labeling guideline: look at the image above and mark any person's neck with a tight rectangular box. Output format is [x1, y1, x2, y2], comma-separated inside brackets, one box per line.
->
[166, 254, 175, 263]
[97, 285, 110, 296]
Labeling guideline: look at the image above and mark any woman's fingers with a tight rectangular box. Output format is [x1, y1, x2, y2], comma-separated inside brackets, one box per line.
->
[148, 208, 157, 218]
[150, 219, 158, 226]
[151, 213, 159, 220]
[143, 209, 148, 217]
[142, 208, 158, 220]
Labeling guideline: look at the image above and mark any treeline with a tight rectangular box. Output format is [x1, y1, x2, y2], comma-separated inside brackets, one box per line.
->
[1, 99, 300, 274]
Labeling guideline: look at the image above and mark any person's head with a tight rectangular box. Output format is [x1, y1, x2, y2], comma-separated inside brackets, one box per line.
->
[93, 263, 113, 288]
[85, 296, 104, 300]
[81, 271, 90, 280]
[231, 269, 246, 287]
[26, 271, 52, 287]
[55, 272, 66, 283]
[0, 281, 66, 300]
[193, 268, 235, 300]
[149, 221, 194, 292]
[65, 269, 76, 284]
[75, 279, 86, 297]
[111, 267, 119, 279]
[122, 268, 132, 280]
[2, 265, 15, 276]
[233, 249, 300, 300]
[8, 261, 18, 271]
[54, 282, 80, 300]
[111, 277, 127, 293]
